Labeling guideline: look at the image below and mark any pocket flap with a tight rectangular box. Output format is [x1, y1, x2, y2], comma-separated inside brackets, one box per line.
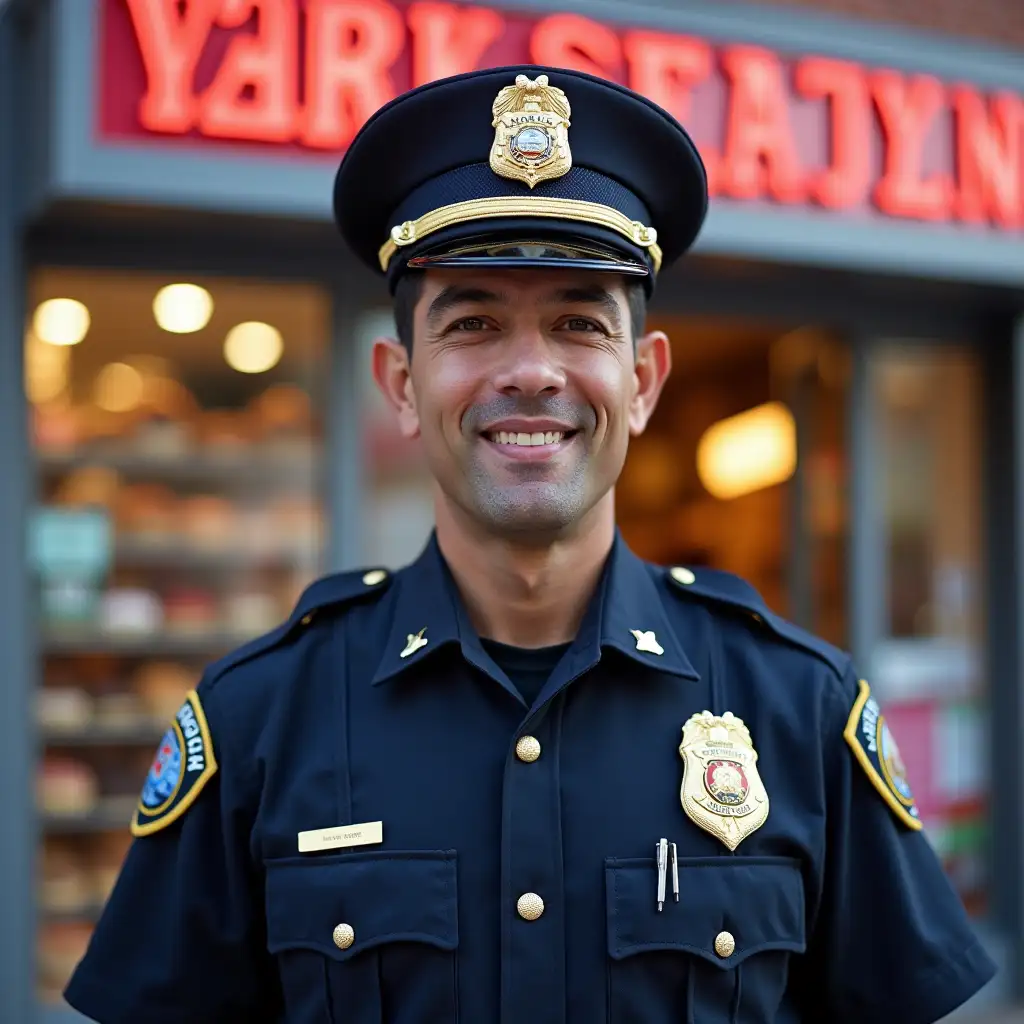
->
[606, 856, 805, 969]
[267, 850, 458, 962]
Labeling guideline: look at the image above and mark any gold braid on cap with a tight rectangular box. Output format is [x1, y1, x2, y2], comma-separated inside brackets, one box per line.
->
[378, 196, 661, 273]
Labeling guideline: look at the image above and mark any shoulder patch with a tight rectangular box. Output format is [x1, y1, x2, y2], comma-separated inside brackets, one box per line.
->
[206, 566, 392, 686]
[132, 690, 218, 837]
[843, 679, 922, 831]
[665, 565, 847, 677]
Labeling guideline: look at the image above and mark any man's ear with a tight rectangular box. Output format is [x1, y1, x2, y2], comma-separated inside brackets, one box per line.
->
[371, 338, 421, 440]
[629, 330, 672, 436]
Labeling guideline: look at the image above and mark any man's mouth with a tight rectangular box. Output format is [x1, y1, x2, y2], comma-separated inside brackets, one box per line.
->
[485, 430, 577, 447]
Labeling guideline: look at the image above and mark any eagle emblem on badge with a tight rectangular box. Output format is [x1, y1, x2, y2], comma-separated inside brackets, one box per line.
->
[679, 710, 770, 851]
[490, 74, 572, 188]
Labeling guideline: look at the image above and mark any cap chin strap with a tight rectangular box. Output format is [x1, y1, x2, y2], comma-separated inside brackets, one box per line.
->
[378, 196, 661, 273]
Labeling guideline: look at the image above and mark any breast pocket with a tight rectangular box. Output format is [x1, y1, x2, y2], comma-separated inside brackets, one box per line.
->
[266, 850, 459, 1024]
[605, 856, 805, 1024]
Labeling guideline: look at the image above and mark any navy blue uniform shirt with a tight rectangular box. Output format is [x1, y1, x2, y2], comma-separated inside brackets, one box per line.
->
[65, 533, 996, 1023]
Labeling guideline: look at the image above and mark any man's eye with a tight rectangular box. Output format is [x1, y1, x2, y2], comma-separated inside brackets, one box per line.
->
[563, 317, 601, 333]
[450, 317, 489, 331]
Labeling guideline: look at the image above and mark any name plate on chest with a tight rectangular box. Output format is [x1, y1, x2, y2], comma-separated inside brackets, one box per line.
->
[298, 820, 384, 853]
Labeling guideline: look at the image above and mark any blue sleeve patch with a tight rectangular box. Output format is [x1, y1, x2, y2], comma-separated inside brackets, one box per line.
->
[843, 679, 922, 831]
[132, 690, 218, 837]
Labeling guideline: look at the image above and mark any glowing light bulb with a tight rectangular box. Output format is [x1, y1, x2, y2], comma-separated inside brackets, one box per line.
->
[223, 321, 284, 374]
[153, 283, 214, 334]
[696, 402, 797, 500]
[33, 298, 90, 346]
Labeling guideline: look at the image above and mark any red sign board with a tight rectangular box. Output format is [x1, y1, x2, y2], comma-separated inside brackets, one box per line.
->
[99, 0, 1023, 230]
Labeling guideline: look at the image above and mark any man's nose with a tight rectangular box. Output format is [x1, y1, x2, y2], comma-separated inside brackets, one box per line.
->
[491, 330, 567, 396]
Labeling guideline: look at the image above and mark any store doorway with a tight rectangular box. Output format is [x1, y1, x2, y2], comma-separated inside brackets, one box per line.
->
[617, 315, 850, 648]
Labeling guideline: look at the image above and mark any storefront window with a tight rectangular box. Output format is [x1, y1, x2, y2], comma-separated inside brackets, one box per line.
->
[28, 268, 328, 1003]
[871, 345, 987, 917]
[618, 316, 849, 646]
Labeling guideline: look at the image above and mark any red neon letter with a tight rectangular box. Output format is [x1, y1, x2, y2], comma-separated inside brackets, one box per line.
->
[719, 46, 805, 203]
[872, 71, 951, 221]
[795, 56, 872, 210]
[623, 31, 710, 121]
[623, 31, 719, 191]
[302, 0, 405, 151]
[125, 0, 220, 133]
[407, 3, 504, 87]
[952, 87, 1022, 229]
[198, 0, 299, 143]
[529, 14, 622, 81]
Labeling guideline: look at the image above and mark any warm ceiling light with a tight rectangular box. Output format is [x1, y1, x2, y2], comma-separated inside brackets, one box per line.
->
[94, 362, 145, 413]
[153, 283, 213, 334]
[33, 298, 90, 346]
[696, 401, 797, 500]
[223, 321, 283, 374]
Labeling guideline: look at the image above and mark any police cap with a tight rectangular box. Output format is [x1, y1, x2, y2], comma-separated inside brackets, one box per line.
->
[333, 65, 708, 296]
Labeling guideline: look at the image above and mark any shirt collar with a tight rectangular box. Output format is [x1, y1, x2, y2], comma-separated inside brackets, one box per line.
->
[371, 530, 699, 689]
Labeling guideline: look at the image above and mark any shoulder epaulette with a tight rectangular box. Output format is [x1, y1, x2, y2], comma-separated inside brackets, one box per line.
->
[664, 565, 848, 678]
[205, 566, 392, 685]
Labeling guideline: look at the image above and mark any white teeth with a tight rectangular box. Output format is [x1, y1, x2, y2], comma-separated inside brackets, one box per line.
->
[490, 430, 565, 446]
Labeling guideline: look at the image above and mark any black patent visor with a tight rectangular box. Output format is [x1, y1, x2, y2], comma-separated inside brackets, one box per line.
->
[405, 238, 650, 277]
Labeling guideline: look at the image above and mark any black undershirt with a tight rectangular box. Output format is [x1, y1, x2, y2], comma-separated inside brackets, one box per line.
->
[480, 638, 572, 708]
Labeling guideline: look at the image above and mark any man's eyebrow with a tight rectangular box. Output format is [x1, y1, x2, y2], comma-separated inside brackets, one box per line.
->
[548, 286, 623, 325]
[426, 286, 507, 326]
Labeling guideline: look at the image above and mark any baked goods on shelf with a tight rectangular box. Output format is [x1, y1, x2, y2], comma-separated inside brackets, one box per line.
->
[39, 758, 100, 817]
[134, 661, 195, 721]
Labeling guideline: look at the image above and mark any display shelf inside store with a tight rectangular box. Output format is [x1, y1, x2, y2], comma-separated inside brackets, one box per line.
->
[37, 445, 323, 489]
[42, 628, 257, 657]
[41, 723, 166, 748]
[40, 903, 105, 926]
[112, 535, 320, 570]
[42, 797, 136, 835]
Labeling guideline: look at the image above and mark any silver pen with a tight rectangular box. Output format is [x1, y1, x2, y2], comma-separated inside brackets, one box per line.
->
[670, 842, 679, 902]
[656, 838, 668, 911]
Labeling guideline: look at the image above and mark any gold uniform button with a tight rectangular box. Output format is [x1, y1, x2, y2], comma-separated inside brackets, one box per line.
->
[517, 893, 544, 921]
[670, 566, 696, 585]
[516, 736, 541, 763]
[300, 613, 314, 626]
[333, 923, 355, 950]
[362, 569, 387, 586]
[714, 931, 736, 958]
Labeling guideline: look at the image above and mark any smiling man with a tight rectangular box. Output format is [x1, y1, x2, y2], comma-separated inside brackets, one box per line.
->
[65, 67, 995, 1024]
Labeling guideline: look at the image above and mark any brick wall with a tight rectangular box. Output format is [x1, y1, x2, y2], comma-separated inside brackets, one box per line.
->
[742, 0, 1024, 49]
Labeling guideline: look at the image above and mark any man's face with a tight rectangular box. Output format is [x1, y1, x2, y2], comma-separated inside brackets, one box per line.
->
[373, 268, 671, 538]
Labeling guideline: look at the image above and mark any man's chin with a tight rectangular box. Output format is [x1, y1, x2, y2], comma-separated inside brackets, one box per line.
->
[470, 485, 587, 534]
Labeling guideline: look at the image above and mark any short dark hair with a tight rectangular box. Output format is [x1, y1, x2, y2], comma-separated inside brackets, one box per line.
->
[393, 272, 647, 352]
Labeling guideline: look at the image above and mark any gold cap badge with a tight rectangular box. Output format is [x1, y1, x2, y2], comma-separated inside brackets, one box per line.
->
[679, 710, 769, 851]
[490, 75, 572, 189]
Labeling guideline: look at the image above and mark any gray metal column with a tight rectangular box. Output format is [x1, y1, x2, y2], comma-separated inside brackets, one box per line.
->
[1010, 315, 1024, 998]
[326, 289, 367, 572]
[0, 5, 38, 1022]
[847, 336, 886, 672]
[787, 365, 815, 630]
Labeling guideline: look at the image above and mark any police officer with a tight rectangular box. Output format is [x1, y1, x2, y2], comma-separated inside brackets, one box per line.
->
[66, 66, 996, 1024]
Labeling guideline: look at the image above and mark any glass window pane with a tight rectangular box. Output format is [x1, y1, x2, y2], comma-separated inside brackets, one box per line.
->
[29, 268, 328, 1003]
[871, 345, 987, 918]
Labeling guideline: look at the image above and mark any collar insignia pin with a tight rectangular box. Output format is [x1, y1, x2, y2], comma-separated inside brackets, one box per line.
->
[630, 629, 664, 656]
[679, 710, 769, 851]
[490, 74, 572, 189]
[400, 628, 429, 659]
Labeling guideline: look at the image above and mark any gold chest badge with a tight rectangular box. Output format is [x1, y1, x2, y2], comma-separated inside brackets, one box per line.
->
[679, 710, 769, 851]
[490, 74, 572, 188]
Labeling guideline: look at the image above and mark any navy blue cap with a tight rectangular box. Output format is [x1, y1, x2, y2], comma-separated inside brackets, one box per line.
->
[333, 65, 708, 296]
